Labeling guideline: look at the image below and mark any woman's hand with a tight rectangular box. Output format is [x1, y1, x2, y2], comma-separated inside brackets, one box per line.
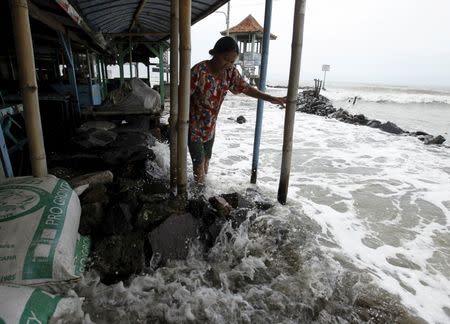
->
[268, 95, 287, 107]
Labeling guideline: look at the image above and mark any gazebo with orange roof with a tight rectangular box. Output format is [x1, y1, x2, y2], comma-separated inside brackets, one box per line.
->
[221, 14, 277, 84]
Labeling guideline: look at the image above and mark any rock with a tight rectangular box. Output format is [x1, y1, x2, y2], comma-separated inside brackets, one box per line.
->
[209, 196, 233, 217]
[352, 114, 369, 125]
[93, 232, 145, 284]
[103, 146, 155, 166]
[80, 184, 109, 205]
[71, 129, 117, 149]
[103, 203, 134, 235]
[69, 170, 114, 188]
[424, 135, 446, 145]
[109, 130, 156, 148]
[79, 202, 105, 235]
[136, 200, 180, 230]
[367, 120, 382, 128]
[245, 188, 273, 211]
[411, 131, 430, 137]
[80, 120, 116, 131]
[148, 213, 200, 263]
[236, 115, 247, 124]
[52, 153, 106, 171]
[329, 108, 349, 120]
[379, 121, 404, 134]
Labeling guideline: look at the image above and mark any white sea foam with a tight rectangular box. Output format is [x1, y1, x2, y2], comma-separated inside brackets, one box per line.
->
[77, 86, 449, 323]
[204, 89, 450, 323]
[316, 84, 450, 105]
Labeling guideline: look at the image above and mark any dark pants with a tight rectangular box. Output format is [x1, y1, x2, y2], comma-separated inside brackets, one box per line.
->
[188, 135, 215, 167]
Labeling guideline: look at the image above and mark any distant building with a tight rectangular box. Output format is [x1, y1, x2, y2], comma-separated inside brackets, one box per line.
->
[222, 14, 277, 85]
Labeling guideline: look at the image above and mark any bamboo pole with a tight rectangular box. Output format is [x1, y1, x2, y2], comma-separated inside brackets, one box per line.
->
[9, 0, 47, 177]
[177, 0, 191, 196]
[170, 0, 179, 193]
[129, 37, 133, 78]
[277, 0, 306, 204]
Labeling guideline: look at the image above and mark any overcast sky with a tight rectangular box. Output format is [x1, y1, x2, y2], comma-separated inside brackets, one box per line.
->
[191, 0, 450, 88]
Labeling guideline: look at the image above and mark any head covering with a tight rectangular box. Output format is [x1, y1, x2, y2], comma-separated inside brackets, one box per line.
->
[209, 36, 239, 56]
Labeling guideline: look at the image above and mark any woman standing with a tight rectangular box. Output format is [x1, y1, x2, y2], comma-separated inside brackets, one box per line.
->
[189, 36, 286, 183]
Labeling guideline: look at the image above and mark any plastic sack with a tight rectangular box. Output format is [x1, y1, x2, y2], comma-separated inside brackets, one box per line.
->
[0, 285, 83, 324]
[0, 175, 88, 285]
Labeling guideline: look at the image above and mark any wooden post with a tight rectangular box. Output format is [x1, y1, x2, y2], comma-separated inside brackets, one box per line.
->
[129, 37, 133, 78]
[147, 62, 150, 85]
[119, 54, 124, 85]
[170, 0, 179, 193]
[277, 0, 306, 204]
[136, 62, 139, 78]
[9, 0, 47, 177]
[177, 0, 191, 196]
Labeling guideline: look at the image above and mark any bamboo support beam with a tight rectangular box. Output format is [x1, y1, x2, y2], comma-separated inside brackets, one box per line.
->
[9, 0, 47, 177]
[170, 0, 179, 193]
[277, 0, 306, 204]
[177, 0, 191, 196]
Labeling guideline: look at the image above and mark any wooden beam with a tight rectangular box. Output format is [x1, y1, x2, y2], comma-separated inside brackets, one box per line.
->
[28, 1, 85, 45]
[129, 0, 149, 32]
[106, 32, 169, 38]
[54, 0, 107, 49]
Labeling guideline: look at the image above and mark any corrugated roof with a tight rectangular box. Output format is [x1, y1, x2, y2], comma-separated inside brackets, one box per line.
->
[71, 0, 230, 42]
[223, 14, 276, 39]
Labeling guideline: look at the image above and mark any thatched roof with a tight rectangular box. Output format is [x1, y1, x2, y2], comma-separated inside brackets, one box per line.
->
[222, 14, 277, 40]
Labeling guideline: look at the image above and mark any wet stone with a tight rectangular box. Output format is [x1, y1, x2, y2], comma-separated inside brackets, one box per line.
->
[367, 120, 382, 128]
[424, 134, 446, 145]
[236, 115, 247, 124]
[80, 184, 109, 205]
[103, 145, 155, 166]
[71, 129, 118, 149]
[92, 232, 145, 284]
[148, 213, 200, 263]
[136, 201, 179, 230]
[379, 121, 404, 134]
[103, 203, 134, 235]
[79, 202, 105, 235]
[209, 196, 233, 217]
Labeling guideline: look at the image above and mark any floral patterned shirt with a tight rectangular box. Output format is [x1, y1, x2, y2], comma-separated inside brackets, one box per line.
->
[190, 60, 250, 143]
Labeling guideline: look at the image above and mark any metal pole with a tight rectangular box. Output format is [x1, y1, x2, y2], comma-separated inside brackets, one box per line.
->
[177, 0, 191, 196]
[170, 0, 179, 193]
[226, 1, 230, 36]
[102, 60, 108, 95]
[147, 62, 150, 85]
[57, 31, 80, 124]
[277, 0, 306, 204]
[159, 45, 165, 108]
[136, 62, 139, 78]
[86, 50, 93, 105]
[322, 70, 326, 90]
[250, 0, 273, 184]
[9, 0, 47, 177]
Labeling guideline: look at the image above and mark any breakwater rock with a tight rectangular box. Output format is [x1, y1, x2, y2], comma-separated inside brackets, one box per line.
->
[296, 90, 447, 145]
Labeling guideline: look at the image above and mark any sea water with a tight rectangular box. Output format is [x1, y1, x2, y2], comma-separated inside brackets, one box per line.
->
[77, 84, 450, 323]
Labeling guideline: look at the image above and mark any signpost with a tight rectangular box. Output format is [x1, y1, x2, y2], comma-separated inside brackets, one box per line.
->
[321, 64, 330, 90]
